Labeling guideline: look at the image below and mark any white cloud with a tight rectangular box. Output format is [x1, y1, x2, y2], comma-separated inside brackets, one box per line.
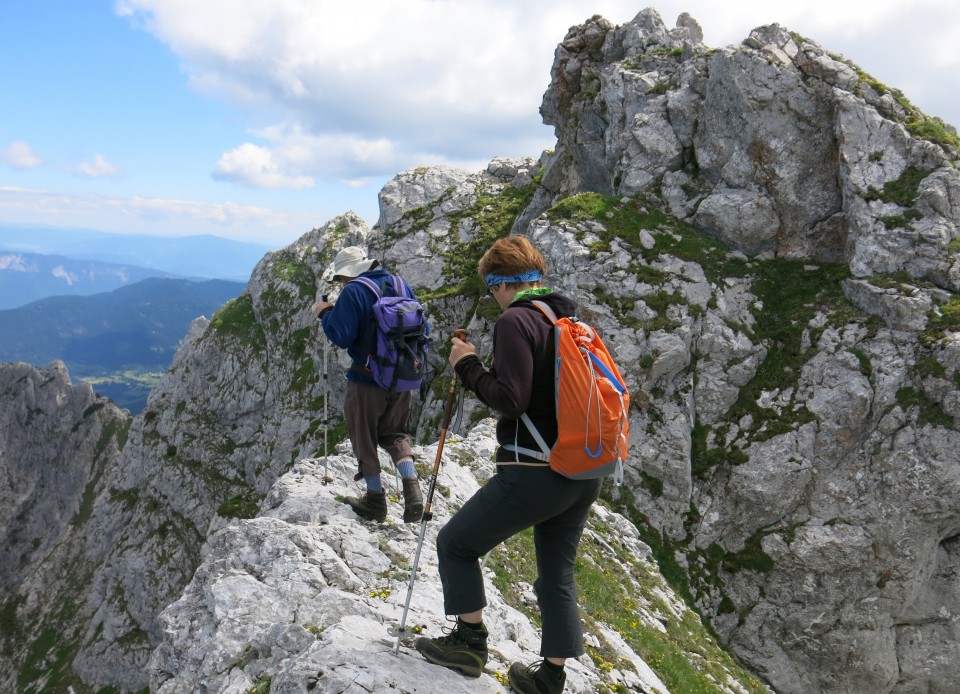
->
[246, 123, 400, 180]
[1, 141, 44, 170]
[0, 186, 322, 244]
[212, 123, 484, 190]
[115, 0, 579, 174]
[71, 154, 121, 178]
[115, 0, 960, 189]
[213, 142, 314, 189]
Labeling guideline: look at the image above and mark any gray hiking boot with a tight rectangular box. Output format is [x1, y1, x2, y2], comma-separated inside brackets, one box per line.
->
[415, 619, 488, 677]
[401, 477, 423, 523]
[507, 659, 566, 694]
[344, 490, 387, 522]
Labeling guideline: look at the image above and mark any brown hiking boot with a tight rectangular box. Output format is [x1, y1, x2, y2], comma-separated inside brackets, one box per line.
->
[344, 490, 387, 522]
[401, 477, 423, 523]
[508, 659, 566, 694]
[415, 619, 488, 677]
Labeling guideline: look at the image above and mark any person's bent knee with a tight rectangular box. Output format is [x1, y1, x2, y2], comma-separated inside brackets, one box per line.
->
[436, 523, 475, 563]
[436, 523, 453, 557]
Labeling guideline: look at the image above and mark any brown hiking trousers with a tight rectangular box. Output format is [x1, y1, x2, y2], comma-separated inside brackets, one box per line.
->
[344, 379, 415, 480]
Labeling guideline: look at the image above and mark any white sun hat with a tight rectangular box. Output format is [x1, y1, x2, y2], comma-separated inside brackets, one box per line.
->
[331, 246, 377, 279]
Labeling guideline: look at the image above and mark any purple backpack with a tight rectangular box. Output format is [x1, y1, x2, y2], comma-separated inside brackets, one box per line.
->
[351, 275, 430, 392]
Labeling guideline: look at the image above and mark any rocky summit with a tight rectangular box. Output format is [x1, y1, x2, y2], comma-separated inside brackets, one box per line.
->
[2, 7, 959, 694]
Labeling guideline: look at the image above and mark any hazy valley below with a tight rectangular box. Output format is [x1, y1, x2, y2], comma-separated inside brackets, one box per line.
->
[0, 276, 245, 411]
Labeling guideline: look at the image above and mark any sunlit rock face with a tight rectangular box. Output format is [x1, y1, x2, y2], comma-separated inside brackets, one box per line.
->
[3, 8, 960, 694]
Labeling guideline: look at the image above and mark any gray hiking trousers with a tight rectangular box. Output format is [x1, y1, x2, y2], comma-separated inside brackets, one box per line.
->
[435, 464, 601, 658]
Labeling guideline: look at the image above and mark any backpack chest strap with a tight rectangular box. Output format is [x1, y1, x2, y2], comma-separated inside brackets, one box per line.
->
[501, 413, 552, 461]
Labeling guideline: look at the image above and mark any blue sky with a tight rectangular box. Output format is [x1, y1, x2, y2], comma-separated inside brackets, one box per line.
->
[2, 1, 958, 248]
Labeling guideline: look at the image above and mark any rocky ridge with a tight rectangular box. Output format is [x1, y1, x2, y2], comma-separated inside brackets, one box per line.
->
[1, 7, 959, 694]
[148, 420, 757, 694]
[0, 362, 129, 594]
[0, 361, 130, 692]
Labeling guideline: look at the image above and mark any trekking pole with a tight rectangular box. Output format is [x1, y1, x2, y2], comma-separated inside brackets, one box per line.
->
[393, 329, 468, 653]
[318, 291, 334, 485]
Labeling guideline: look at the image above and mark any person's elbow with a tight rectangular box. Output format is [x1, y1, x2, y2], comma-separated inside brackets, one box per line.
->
[321, 323, 353, 349]
[498, 396, 529, 419]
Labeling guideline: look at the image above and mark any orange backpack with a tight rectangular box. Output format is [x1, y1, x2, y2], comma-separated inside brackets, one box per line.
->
[504, 300, 630, 483]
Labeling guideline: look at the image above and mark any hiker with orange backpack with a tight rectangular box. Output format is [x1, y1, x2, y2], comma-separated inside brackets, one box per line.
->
[414, 236, 629, 694]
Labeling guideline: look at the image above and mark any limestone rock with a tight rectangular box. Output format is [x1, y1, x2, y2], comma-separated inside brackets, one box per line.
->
[148, 423, 686, 694]
[0, 361, 130, 688]
[540, 9, 960, 289]
[3, 8, 960, 694]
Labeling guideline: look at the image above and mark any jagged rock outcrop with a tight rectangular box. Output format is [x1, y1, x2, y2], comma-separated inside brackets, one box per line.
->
[539, 9, 960, 290]
[0, 362, 127, 592]
[0, 361, 130, 689]
[3, 7, 960, 694]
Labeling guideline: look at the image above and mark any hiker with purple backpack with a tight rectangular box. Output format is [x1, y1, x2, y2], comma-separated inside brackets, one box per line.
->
[312, 246, 430, 524]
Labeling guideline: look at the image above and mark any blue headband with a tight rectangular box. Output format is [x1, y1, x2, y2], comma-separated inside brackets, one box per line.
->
[485, 270, 543, 286]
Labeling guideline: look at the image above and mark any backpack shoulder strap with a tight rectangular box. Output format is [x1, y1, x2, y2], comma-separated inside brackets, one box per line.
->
[500, 299, 560, 463]
[390, 275, 414, 298]
[528, 299, 559, 325]
[350, 276, 382, 298]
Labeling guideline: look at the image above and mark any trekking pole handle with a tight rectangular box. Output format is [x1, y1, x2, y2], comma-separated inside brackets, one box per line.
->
[314, 294, 331, 322]
[454, 329, 469, 341]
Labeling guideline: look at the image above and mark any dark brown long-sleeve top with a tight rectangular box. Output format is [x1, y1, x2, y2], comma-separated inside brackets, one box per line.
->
[454, 292, 579, 463]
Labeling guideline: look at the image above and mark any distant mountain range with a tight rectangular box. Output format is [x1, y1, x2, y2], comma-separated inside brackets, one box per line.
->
[0, 277, 246, 411]
[0, 225, 274, 308]
[0, 250, 184, 310]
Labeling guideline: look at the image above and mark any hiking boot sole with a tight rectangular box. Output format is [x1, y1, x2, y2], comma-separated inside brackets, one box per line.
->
[415, 645, 485, 677]
[508, 662, 566, 694]
[344, 500, 387, 523]
[402, 505, 424, 523]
